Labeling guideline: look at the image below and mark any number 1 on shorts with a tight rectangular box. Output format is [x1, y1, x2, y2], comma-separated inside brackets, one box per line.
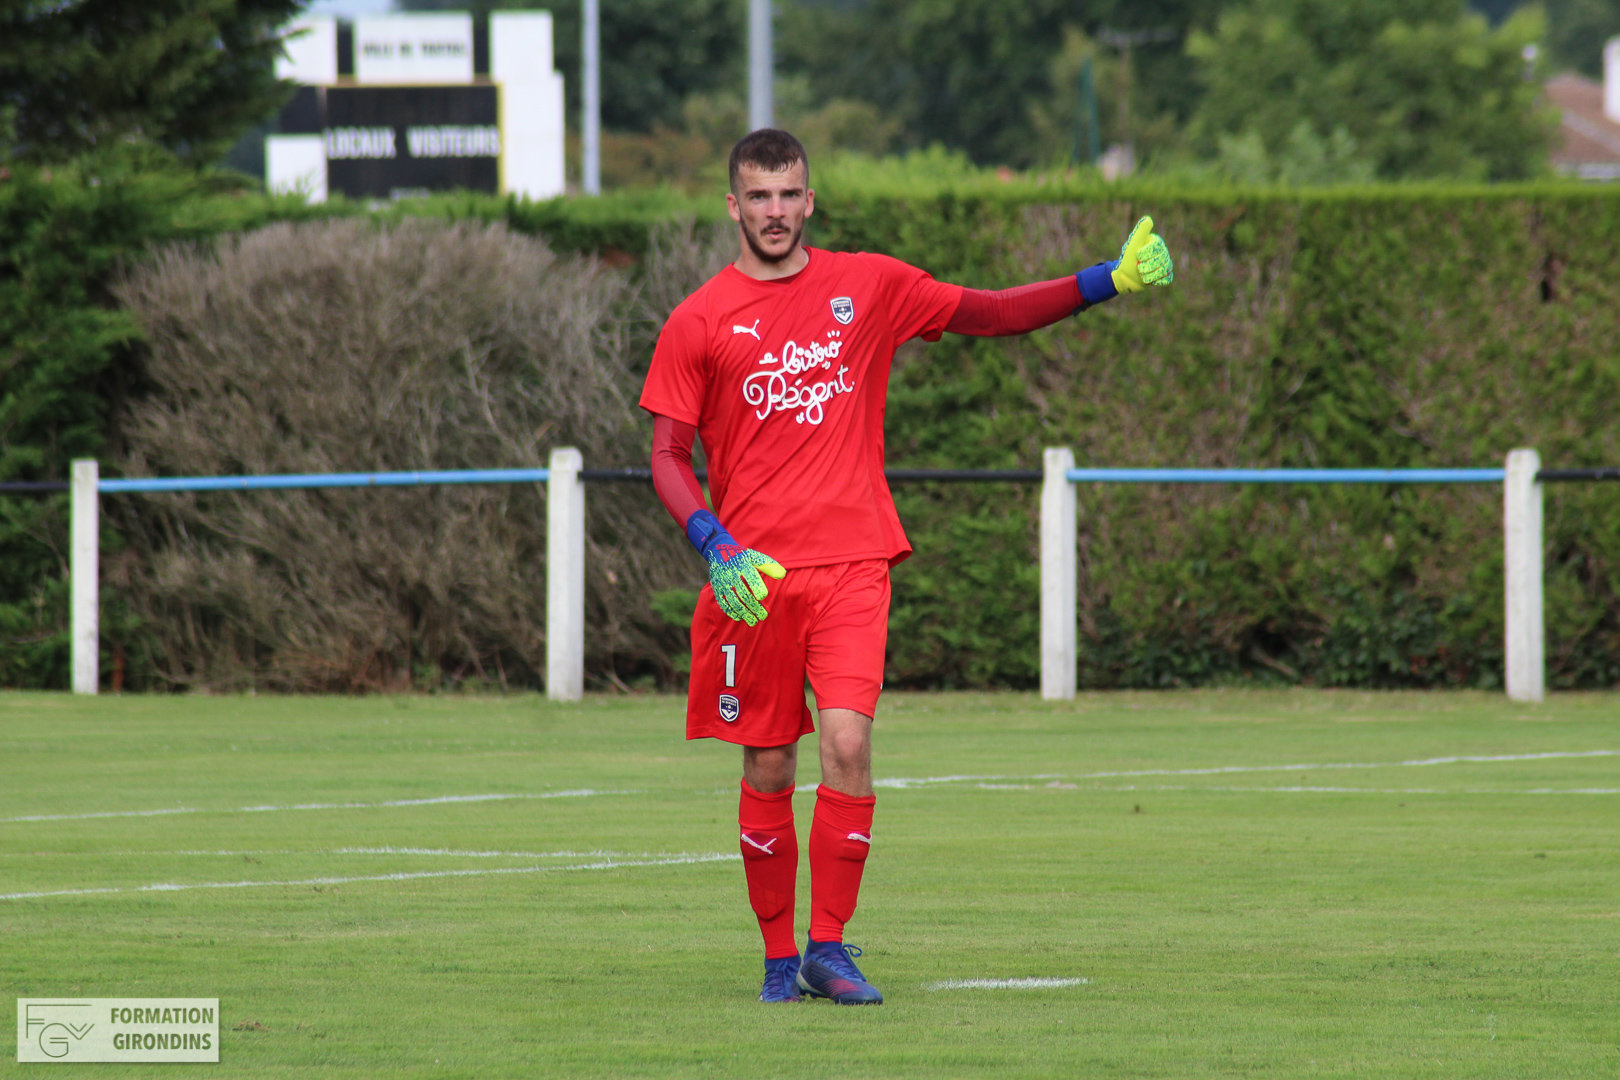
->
[721, 643, 737, 688]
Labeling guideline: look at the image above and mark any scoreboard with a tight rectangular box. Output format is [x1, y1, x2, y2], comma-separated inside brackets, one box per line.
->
[268, 12, 563, 202]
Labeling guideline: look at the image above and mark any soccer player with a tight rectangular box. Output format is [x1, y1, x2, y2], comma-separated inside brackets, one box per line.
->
[639, 129, 1172, 1005]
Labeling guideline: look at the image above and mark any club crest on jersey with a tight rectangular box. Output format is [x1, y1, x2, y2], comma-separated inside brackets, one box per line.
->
[830, 296, 854, 325]
[718, 694, 741, 723]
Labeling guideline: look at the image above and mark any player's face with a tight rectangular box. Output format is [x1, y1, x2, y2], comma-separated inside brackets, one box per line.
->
[727, 160, 814, 268]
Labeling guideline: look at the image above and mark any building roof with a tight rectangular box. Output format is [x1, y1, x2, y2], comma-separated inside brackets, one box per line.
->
[1545, 73, 1620, 181]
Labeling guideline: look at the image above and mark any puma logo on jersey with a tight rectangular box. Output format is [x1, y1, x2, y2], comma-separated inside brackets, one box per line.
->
[732, 319, 761, 340]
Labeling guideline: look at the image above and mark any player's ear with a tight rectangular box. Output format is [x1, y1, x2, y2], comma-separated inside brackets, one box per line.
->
[805, 188, 814, 218]
[726, 191, 742, 224]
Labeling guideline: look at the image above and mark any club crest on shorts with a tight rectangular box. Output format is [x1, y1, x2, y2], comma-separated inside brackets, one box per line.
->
[830, 296, 854, 325]
[718, 694, 741, 723]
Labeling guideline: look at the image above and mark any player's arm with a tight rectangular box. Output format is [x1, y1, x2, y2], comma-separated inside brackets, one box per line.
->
[945, 215, 1174, 337]
[649, 414, 785, 627]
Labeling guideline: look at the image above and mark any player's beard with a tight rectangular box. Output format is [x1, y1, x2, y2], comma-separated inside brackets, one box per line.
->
[742, 217, 803, 265]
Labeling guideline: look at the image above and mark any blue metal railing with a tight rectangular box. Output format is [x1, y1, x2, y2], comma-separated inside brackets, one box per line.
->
[97, 468, 552, 493]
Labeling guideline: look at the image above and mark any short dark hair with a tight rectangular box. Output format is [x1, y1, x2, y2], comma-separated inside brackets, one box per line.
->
[728, 129, 809, 194]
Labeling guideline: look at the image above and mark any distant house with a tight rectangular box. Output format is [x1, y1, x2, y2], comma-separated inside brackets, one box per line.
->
[1545, 39, 1620, 181]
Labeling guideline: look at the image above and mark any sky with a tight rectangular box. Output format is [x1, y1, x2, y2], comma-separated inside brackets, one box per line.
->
[302, 0, 397, 16]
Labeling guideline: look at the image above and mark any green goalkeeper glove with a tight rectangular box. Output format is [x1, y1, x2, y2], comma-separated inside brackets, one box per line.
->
[1109, 215, 1174, 293]
[685, 510, 786, 626]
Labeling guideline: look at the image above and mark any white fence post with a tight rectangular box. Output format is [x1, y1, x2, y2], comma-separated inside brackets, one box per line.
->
[71, 458, 99, 695]
[1040, 447, 1077, 700]
[1503, 448, 1544, 703]
[546, 447, 585, 701]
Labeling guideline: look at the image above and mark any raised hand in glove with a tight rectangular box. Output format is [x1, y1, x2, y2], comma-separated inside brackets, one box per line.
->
[1076, 215, 1175, 304]
[1110, 215, 1174, 292]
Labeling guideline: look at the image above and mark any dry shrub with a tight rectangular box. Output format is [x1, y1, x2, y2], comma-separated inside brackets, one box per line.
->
[109, 217, 715, 691]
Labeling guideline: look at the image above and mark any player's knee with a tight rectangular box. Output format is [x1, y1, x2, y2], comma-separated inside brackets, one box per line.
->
[821, 728, 869, 776]
[743, 746, 797, 792]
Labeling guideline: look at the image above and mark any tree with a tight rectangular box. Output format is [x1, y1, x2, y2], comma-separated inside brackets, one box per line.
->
[780, 0, 1216, 168]
[1541, 0, 1620, 78]
[0, 167, 207, 688]
[0, 0, 302, 166]
[1186, 0, 1555, 181]
[1470, 0, 1620, 79]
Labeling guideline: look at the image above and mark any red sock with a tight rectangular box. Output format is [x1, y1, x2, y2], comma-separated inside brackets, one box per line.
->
[738, 779, 799, 959]
[808, 785, 876, 943]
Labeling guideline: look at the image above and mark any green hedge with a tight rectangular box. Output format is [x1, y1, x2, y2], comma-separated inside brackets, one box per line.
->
[4, 169, 1618, 689]
[0, 167, 182, 686]
[0, 167, 339, 687]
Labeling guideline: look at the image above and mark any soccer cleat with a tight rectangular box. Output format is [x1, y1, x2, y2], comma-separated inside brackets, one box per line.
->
[796, 942, 883, 1005]
[759, 956, 804, 1003]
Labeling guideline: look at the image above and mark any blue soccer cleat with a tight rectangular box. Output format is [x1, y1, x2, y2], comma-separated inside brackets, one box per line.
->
[759, 955, 804, 1002]
[796, 942, 883, 1005]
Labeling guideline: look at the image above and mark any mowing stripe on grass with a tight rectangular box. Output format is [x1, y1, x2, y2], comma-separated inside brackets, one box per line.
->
[955, 782, 1619, 795]
[1, 789, 637, 824]
[873, 749, 1618, 789]
[1085, 749, 1619, 778]
[0, 851, 741, 901]
[923, 978, 1090, 991]
[8, 751, 1613, 825]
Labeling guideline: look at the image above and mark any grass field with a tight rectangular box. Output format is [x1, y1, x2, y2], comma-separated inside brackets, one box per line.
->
[2, 689, 1617, 1078]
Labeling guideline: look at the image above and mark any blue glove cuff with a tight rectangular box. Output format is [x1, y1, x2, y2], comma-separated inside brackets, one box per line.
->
[684, 509, 732, 557]
[1077, 261, 1119, 306]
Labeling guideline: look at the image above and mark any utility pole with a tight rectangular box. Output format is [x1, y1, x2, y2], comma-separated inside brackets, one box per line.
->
[583, 0, 600, 194]
[749, 0, 773, 131]
[1095, 27, 1177, 176]
[1074, 57, 1101, 166]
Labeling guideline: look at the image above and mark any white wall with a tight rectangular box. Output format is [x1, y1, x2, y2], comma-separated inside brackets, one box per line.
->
[277, 15, 338, 84]
[266, 135, 328, 201]
[492, 12, 566, 200]
[1605, 37, 1620, 124]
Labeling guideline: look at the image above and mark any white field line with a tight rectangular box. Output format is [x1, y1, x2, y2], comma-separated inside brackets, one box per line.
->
[8, 750, 1614, 825]
[1091, 784, 1620, 795]
[44, 848, 700, 859]
[332, 846, 680, 858]
[1, 789, 637, 824]
[923, 977, 1090, 991]
[956, 781, 1620, 795]
[0, 851, 740, 902]
[873, 749, 1619, 789]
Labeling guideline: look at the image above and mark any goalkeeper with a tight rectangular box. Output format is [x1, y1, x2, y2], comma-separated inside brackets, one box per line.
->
[639, 128, 1172, 1007]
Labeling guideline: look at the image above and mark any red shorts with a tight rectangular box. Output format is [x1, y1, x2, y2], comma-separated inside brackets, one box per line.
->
[685, 559, 890, 746]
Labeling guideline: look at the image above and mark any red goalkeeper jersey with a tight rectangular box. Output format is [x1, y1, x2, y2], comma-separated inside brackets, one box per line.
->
[640, 248, 964, 568]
